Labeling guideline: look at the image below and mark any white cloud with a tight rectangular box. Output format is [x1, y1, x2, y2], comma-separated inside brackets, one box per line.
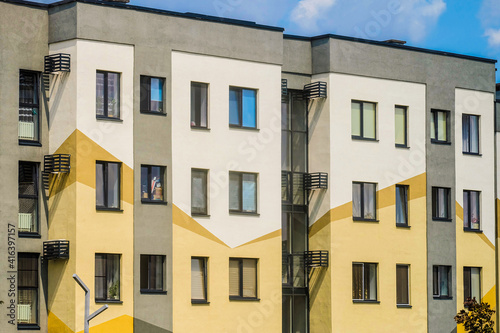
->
[290, 0, 338, 32]
[485, 29, 500, 48]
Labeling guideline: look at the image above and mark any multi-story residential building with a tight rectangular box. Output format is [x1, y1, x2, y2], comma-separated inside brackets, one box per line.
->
[0, 0, 497, 333]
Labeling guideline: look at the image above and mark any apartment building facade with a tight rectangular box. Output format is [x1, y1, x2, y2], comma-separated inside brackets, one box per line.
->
[0, 1, 497, 333]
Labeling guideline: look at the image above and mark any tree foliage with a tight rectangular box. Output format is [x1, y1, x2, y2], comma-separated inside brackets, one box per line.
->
[454, 298, 495, 333]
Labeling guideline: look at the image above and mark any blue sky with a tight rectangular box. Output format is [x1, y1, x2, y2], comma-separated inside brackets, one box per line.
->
[37, 0, 500, 81]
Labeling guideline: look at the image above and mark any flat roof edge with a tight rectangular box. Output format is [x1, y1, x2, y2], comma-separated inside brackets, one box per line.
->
[0, 0, 47, 9]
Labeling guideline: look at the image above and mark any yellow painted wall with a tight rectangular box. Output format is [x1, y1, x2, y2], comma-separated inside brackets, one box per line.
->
[172, 205, 282, 333]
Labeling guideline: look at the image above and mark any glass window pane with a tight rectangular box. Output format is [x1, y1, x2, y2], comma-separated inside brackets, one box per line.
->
[463, 191, 469, 228]
[292, 295, 307, 333]
[437, 111, 447, 141]
[282, 131, 291, 171]
[439, 266, 449, 296]
[364, 183, 376, 220]
[351, 102, 361, 136]
[242, 259, 257, 297]
[96, 72, 105, 116]
[462, 115, 470, 152]
[191, 83, 208, 127]
[431, 112, 436, 140]
[229, 89, 241, 126]
[395, 107, 406, 145]
[242, 89, 256, 128]
[191, 258, 206, 300]
[150, 78, 163, 112]
[140, 255, 148, 290]
[365, 263, 377, 300]
[107, 73, 120, 118]
[396, 265, 409, 305]
[291, 98, 307, 132]
[140, 76, 149, 112]
[292, 132, 307, 173]
[291, 213, 307, 253]
[292, 173, 304, 205]
[192, 170, 207, 214]
[107, 163, 120, 209]
[229, 259, 240, 296]
[150, 166, 163, 201]
[471, 267, 480, 301]
[433, 266, 439, 295]
[464, 267, 471, 300]
[352, 183, 361, 218]
[363, 102, 376, 139]
[96, 164, 104, 206]
[352, 264, 363, 299]
[396, 185, 407, 225]
[471, 192, 480, 230]
[18, 289, 37, 324]
[107, 255, 120, 300]
[242, 173, 257, 213]
[229, 173, 241, 211]
[470, 116, 479, 153]
[141, 167, 148, 200]
[281, 101, 290, 130]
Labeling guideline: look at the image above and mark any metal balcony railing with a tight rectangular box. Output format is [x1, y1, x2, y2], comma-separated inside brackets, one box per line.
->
[43, 240, 70, 260]
[44, 154, 71, 174]
[304, 172, 328, 190]
[305, 250, 329, 274]
[304, 81, 327, 99]
[44, 53, 71, 74]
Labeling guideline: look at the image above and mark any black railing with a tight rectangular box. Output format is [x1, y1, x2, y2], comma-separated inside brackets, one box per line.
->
[305, 251, 329, 272]
[44, 154, 71, 174]
[304, 172, 328, 190]
[44, 53, 71, 74]
[43, 240, 70, 260]
[304, 81, 327, 99]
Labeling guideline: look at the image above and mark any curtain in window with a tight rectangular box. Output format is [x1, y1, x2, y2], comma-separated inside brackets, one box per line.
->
[229, 259, 239, 296]
[96, 164, 104, 207]
[95, 255, 106, 299]
[471, 268, 480, 301]
[191, 170, 207, 214]
[364, 183, 376, 219]
[433, 266, 439, 295]
[439, 266, 449, 296]
[396, 186, 407, 225]
[363, 102, 376, 139]
[140, 167, 148, 200]
[229, 173, 241, 211]
[351, 102, 361, 136]
[96, 72, 105, 116]
[191, 258, 206, 300]
[107, 163, 120, 209]
[242, 89, 256, 128]
[150, 256, 163, 290]
[352, 264, 363, 299]
[365, 263, 377, 300]
[150, 78, 163, 112]
[437, 111, 447, 141]
[107, 73, 120, 118]
[470, 116, 479, 153]
[437, 188, 448, 218]
[395, 107, 406, 145]
[242, 174, 256, 212]
[242, 259, 257, 297]
[352, 183, 361, 218]
[229, 89, 240, 126]
[396, 265, 409, 304]
[462, 115, 470, 152]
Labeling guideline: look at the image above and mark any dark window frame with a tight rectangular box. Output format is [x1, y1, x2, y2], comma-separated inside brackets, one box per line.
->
[18, 162, 40, 236]
[351, 100, 377, 141]
[229, 171, 258, 214]
[352, 182, 377, 222]
[96, 161, 121, 211]
[229, 258, 259, 300]
[433, 265, 452, 299]
[229, 86, 258, 129]
[396, 264, 410, 306]
[18, 253, 40, 329]
[191, 257, 208, 304]
[95, 253, 121, 302]
[463, 190, 481, 231]
[462, 114, 480, 154]
[395, 184, 409, 227]
[96, 70, 121, 119]
[352, 262, 378, 302]
[395, 105, 408, 148]
[140, 165, 167, 204]
[19, 70, 41, 145]
[432, 187, 451, 221]
[191, 168, 208, 216]
[140, 75, 166, 115]
[431, 109, 450, 144]
[140, 254, 166, 294]
[191, 82, 209, 129]
[463, 266, 481, 303]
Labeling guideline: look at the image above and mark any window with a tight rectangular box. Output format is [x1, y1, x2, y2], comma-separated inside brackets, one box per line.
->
[140, 255, 166, 293]
[229, 87, 257, 128]
[96, 71, 120, 119]
[191, 257, 208, 303]
[18, 162, 39, 234]
[19, 70, 40, 142]
[96, 161, 121, 210]
[395, 106, 408, 147]
[351, 100, 376, 140]
[463, 114, 479, 154]
[352, 182, 377, 221]
[140, 76, 165, 114]
[396, 265, 410, 306]
[229, 172, 257, 214]
[464, 267, 481, 302]
[431, 109, 449, 143]
[229, 258, 258, 299]
[396, 185, 409, 226]
[352, 262, 377, 301]
[463, 190, 480, 231]
[433, 265, 452, 298]
[432, 187, 451, 221]
[191, 82, 208, 128]
[191, 169, 208, 215]
[18, 254, 39, 328]
[140, 165, 165, 203]
[95, 254, 120, 301]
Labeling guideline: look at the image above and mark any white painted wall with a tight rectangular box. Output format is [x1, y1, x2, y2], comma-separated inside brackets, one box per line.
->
[171, 51, 281, 248]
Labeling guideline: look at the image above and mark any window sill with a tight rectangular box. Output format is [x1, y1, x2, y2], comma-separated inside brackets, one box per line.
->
[433, 217, 452, 222]
[96, 300, 123, 304]
[462, 152, 482, 156]
[229, 211, 260, 216]
[18, 232, 41, 238]
[19, 140, 42, 147]
[140, 110, 167, 117]
[191, 126, 210, 131]
[353, 300, 380, 304]
[395, 144, 410, 149]
[192, 213, 210, 217]
[191, 299, 210, 304]
[96, 207, 123, 212]
[141, 199, 168, 205]
[463, 228, 482, 233]
[431, 139, 451, 145]
[352, 136, 378, 142]
[96, 116, 123, 122]
[140, 289, 167, 295]
[397, 304, 412, 308]
[229, 296, 260, 301]
[353, 217, 378, 222]
[433, 296, 452, 300]
[229, 125, 259, 131]
[396, 224, 411, 228]
[17, 324, 40, 330]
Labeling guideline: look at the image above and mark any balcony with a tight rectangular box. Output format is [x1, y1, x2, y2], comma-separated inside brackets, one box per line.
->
[44, 154, 71, 174]
[43, 240, 69, 260]
[304, 81, 327, 99]
[44, 53, 71, 74]
[304, 172, 328, 190]
[305, 250, 329, 274]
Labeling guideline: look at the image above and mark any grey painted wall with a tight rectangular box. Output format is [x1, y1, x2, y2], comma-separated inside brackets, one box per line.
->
[0, 2, 49, 332]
